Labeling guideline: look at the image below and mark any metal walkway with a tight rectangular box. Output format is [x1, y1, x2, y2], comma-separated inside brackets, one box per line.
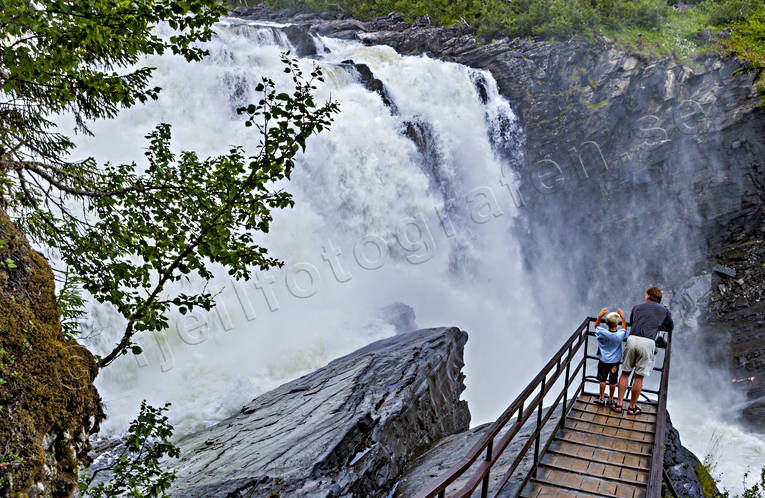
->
[522, 393, 656, 497]
[415, 317, 674, 498]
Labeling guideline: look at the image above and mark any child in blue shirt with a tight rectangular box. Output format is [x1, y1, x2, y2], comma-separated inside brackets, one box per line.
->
[594, 308, 628, 406]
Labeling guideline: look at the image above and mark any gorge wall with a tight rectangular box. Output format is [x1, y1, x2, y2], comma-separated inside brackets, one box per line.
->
[232, 4, 765, 427]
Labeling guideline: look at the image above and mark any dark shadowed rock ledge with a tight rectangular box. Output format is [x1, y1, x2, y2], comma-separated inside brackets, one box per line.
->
[168, 327, 469, 497]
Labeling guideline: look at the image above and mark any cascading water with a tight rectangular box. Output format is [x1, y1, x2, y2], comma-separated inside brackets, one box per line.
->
[77, 18, 543, 435]
[67, 17, 763, 493]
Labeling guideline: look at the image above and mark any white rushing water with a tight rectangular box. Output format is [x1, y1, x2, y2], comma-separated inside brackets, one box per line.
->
[77, 18, 545, 435]
[67, 18, 764, 493]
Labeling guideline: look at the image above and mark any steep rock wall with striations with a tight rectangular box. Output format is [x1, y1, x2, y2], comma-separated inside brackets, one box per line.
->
[167, 327, 470, 497]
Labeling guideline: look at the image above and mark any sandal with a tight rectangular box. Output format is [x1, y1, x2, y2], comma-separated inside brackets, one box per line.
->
[595, 398, 607, 406]
[611, 404, 624, 414]
[627, 405, 643, 416]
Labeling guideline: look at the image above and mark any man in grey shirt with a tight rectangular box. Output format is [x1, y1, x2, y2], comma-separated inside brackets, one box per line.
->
[614, 286, 673, 415]
[629, 294, 673, 341]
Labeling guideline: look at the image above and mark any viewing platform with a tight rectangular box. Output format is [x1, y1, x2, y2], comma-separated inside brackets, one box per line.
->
[415, 318, 675, 498]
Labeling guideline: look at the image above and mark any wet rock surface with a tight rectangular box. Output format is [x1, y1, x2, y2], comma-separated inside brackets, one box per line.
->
[168, 328, 469, 497]
[704, 233, 765, 425]
[281, 24, 318, 56]
[340, 59, 398, 113]
[664, 413, 719, 497]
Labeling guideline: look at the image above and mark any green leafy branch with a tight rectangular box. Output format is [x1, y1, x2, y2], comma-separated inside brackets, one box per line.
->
[79, 401, 179, 498]
[8, 54, 338, 367]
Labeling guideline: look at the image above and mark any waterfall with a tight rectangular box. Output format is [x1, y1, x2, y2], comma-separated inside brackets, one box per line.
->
[74, 18, 542, 436]
[66, 17, 763, 493]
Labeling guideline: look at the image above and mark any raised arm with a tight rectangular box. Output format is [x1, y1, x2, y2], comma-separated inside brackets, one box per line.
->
[595, 307, 608, 328]
[617, 308, 627, 330]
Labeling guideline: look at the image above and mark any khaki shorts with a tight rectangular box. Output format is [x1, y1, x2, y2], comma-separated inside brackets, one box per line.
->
[622, 335, 657, 377]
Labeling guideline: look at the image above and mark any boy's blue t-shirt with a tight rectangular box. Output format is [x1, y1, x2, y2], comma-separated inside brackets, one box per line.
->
[595, 325, 628, 363]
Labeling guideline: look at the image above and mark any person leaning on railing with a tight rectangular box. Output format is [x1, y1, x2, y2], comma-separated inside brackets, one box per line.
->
[593, 308, 628, 407]
[613, 286, 674, 415]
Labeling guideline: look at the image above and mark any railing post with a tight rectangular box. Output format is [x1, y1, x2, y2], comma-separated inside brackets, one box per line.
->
[533, 377, 545, 477]
[562, 343, 572, 428]
[438, 491, 445, 498]
[518, 401, 524, 422]
[582, 326, 589, 388]
[481, 438, 493, 498]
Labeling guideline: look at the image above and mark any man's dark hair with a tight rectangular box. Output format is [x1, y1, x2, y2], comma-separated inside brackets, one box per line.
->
[646, 286, 662, 303]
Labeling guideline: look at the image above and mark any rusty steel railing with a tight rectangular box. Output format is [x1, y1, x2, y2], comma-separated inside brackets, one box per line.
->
[647, 323, 673, 496]
[414, 316, 673, 498]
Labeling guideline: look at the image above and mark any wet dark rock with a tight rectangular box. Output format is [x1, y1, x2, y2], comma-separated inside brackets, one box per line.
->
[340, 59, 398, 113]
[168, 328, 469, 497]
[707, 239, 765, 426]
[282, 24, 317, 56]
[379, 302, 418, 334]
[472, 73, 489, 104]
[664, 413, 720, 497]
[403, 120, 431, 156]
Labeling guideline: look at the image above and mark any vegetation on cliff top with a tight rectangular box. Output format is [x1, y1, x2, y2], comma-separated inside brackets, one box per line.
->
[250, 0, 765, 104]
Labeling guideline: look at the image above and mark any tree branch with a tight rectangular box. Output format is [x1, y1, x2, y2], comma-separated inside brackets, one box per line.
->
[98, 157, 276, 367]
[1, 159, 173, 197]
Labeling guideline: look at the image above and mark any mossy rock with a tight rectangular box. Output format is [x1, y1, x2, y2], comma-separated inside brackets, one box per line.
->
[0, 211, 103, 496]
[696, 462, 718, 498]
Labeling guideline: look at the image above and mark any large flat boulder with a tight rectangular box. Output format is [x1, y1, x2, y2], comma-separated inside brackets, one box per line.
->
[168, 327, 469, 497]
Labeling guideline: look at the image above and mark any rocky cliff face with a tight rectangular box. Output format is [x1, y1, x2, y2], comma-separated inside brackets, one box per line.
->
[233, 5, 765, 427]
[167, 327, 469, 497]
[0, 211, 103, 496]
